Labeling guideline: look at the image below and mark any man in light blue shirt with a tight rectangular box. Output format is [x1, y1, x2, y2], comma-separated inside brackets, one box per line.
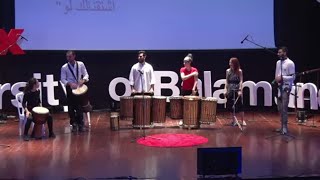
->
[275, 46, 295, 134]
[61, 50, 89, 132]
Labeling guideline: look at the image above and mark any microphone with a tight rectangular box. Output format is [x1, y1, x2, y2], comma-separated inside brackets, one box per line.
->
[138, 70, 143, 74]
[241, 35, 249, 44]
[17, 34, 28, 41]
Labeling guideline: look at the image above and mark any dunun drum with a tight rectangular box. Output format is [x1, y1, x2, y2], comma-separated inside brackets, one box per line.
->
[152, 96, 167, 124]
[72, 84, 92, 112]
[133, 95, 152, 128]
[119, 96, 134, 120]
[200, 97, 217, 124]
[169, 96, 183, 119]
[32, 106, 49, 138]
[110, 112, 120, 131]
[183, 96, 201, 129]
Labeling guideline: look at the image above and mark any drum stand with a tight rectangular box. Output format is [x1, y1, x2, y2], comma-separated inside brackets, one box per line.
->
[231, 89, 243, 132]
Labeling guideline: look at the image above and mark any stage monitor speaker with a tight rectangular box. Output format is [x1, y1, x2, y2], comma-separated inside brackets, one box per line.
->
[197, 147, 242, 176]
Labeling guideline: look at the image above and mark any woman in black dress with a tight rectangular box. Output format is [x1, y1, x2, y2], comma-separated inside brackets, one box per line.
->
[224, 57, 246, 126]
[23, 78, 55, 141]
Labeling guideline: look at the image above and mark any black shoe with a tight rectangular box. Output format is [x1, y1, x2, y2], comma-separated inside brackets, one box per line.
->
[49, 133, 56, 138]
[23, 135, 30, 141]
[78, 126, 85, 132]
[72, 125, 78, 132]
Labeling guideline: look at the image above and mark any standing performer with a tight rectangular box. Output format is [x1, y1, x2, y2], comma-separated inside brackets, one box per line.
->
[61, 50, 89, 132]
[224, 57, 246, 126]
[180, 53, 199, 96]
[275, 46, 295, 134]
[23, 78, 55, 141]
[129, 50, 155, 94]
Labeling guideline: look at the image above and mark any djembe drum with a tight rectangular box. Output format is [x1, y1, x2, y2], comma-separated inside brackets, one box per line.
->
[133, 95, 152, 128]
[72, 84, 92, 112]
[152, 96, 167, 125]
[169, 96, 183, 119]
[119, 96, 134, 120]
[32, 106, 49, 138]
[110, 112, 120, 131]
[200, 97, 217, 124]
[183, 96, 201, 129]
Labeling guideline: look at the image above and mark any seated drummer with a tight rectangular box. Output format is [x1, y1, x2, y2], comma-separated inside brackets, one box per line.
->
[180, 53, 199, 96]
[23, 78, 55, 141]
[129, 50, 155, 95]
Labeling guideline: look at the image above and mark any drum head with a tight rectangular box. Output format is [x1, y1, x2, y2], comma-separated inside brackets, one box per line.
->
[203, 97, 217, 101]
[153, 96, 166, 99]
[32, 107, 49, 114]
[184, 96, 200, 100]
[169, 96, 183, 100]
[120, 96, 134, 99]
[134, 95, 152, 99]
[72, 84, 88, 95]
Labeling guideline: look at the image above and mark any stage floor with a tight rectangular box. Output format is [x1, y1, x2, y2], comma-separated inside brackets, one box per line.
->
[1, 111, 320, 180]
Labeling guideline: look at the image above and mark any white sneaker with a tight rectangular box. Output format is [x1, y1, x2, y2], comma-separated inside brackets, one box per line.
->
[178, 120, 183, 126]
[242, 121, 247, 126]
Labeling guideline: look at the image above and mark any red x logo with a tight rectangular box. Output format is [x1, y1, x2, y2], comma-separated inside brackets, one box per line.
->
[0, 29, 25, 55]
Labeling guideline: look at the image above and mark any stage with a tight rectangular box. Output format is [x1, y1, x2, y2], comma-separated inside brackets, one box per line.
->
[1, 111, 320, 180]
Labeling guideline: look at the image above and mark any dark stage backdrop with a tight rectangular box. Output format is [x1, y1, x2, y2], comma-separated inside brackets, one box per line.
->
[0, 0, 319, 111]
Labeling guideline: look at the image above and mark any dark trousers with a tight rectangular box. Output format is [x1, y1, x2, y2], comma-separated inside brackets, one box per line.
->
[181, 89, 198, 96]
[226, 92, 243, 113]
[24, 115, 53, 136]
[66, 86, 84, 127]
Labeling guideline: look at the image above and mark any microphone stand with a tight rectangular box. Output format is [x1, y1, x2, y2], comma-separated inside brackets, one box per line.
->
[131, 70, 146, 143]
[231, 89, 243, 131]
[242, 36, 277, 123]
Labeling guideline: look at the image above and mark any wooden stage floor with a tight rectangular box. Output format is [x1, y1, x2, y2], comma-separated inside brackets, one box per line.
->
[1, 111, 320, 180]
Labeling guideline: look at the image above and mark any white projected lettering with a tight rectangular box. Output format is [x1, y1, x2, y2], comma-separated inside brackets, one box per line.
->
[2, 71, 319, 110]
[15, 0, 275, 50]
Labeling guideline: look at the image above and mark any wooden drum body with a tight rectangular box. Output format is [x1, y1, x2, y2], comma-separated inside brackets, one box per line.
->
[183, 96, 200, 129]
[169, 96, 183, 119]
[72, 84, 92, 112]
[32, 107, 49, 138]
[119, 96, 134, 120]
[200, 97, 217, 124]
[152, 96, 167, 124]
[133, 95, 152, 128]
[110, 112, 120, 131]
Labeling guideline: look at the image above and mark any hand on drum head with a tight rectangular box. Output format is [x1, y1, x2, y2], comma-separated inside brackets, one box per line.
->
[69, 83, 78, 89]
[192, 89, 197, 96]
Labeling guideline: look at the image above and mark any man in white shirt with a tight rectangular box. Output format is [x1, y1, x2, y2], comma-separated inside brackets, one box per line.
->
[129, 51, 155, 94]
[274, 46, 295, 135]
[61, 50, 89, 132]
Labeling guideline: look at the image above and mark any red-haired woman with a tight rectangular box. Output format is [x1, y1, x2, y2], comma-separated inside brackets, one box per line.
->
[224, 57, 246, 126]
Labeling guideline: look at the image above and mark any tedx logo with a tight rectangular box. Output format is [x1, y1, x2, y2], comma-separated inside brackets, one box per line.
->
[0, 29, 25, 55]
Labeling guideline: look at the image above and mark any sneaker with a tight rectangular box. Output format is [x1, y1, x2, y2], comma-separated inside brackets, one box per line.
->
[281, 128, 288, 135]
[23, 135, 30, 141]
[178, 120, 183, 126]
[242, 121, 247, 126]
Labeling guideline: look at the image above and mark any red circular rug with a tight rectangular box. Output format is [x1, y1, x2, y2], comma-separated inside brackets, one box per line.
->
[137, 133, 208, 148]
